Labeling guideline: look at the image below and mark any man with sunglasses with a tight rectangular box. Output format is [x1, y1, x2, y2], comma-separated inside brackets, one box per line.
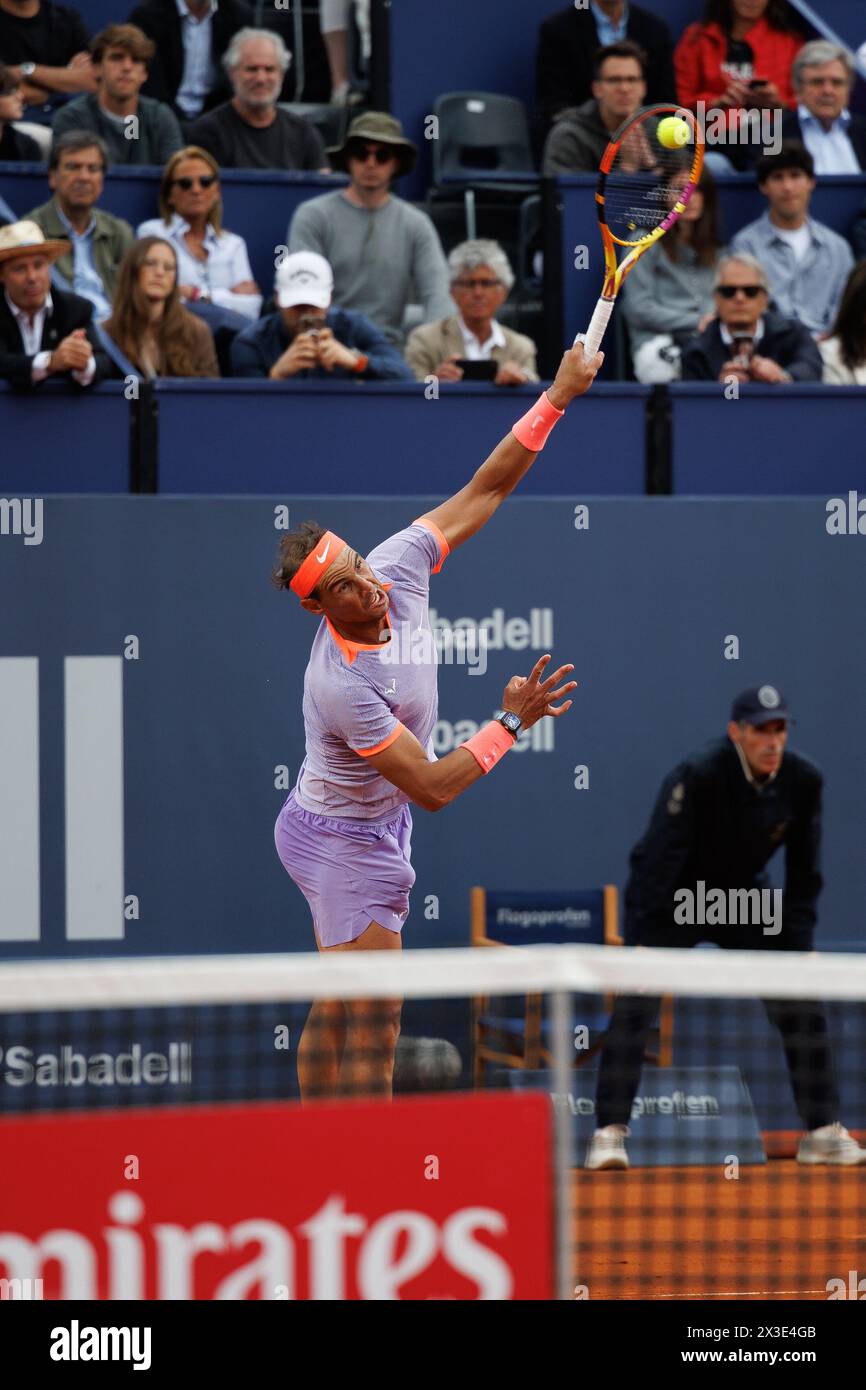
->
[288, 112, 452, 347]
[681, 251, 821, 383]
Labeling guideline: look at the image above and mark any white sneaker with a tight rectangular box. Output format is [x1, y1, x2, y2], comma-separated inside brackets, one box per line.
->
[796, 1122, 866, 1166]
[585, 1124, 629, 1170]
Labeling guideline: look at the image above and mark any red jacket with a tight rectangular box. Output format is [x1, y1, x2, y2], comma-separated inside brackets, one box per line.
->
[674, 17, 803, 111]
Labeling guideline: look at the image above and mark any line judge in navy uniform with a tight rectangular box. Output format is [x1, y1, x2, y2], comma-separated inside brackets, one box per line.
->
[0, 220, 109, 389]
[585, 685, 866, 1171]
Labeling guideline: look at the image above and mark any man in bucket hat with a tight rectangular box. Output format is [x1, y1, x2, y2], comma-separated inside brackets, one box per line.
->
[0, 219, 109, 388]
[287, 112, 452, 346]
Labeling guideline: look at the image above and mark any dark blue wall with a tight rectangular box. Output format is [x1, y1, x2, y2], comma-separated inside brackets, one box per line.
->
[1, 495, 864, 962]
[0, 165, 342, 294]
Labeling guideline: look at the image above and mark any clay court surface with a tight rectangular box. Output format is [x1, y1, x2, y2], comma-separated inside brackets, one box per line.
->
[573, 1159, 866, 1300]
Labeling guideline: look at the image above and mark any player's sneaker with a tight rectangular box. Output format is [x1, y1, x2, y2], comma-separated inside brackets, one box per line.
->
[585, 1124, 629, 1170]
[796, 1122, 866, 1166]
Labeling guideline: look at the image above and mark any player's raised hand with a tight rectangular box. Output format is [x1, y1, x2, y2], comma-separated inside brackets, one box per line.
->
[548, 341, 604, 408]
[500, 654, 578, 730]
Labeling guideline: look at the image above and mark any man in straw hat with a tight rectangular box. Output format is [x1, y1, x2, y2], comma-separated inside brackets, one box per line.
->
[0, 219, 108, 388]
[287, 111, 452, 346]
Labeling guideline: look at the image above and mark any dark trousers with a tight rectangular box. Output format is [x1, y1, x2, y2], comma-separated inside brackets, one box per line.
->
[596, 989, 840, 1133]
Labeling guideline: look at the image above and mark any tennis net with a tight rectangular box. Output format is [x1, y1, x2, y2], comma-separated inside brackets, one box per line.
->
[0, 944, 864, 1302]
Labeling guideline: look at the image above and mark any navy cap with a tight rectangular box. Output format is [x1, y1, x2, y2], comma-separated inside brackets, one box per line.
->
[730, 685, 790, 727]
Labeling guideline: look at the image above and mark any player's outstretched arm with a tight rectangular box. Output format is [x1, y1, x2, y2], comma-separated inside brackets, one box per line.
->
[366, 656, 577, 812]
[416, 342, 603, 554]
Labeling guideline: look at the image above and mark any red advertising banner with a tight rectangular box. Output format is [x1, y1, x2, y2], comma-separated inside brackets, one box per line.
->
[0, 1092, 551, 1300]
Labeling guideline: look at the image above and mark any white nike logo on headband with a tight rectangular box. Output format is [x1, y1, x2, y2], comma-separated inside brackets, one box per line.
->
[315, 541, 331, 564]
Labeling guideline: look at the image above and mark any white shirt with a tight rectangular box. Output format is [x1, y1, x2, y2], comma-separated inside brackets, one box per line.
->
[4, 290, 95, 385]
[719, 317, 765, 349]
[175, 0, 218, 120]
[797, 104, 860, 176]
[820, 335, 866, 386]
[457, 314, 506, 360]
[136, 215, 262, 319]
[773, 223, 811, 263]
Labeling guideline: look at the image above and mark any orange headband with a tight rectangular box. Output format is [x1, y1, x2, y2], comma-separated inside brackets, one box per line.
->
[290, 531, 348, 599]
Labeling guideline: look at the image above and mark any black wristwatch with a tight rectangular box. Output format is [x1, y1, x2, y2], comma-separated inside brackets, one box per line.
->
[495, 711, 522, 739]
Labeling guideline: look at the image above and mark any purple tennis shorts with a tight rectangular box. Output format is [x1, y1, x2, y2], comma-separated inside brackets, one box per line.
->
[274, 791, 415, 948]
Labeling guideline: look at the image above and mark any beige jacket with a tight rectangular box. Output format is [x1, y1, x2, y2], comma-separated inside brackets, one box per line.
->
[404, 315, 539, 382]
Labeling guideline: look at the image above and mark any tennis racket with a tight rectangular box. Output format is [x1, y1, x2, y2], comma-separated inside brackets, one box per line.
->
[577, 103, 705, 356]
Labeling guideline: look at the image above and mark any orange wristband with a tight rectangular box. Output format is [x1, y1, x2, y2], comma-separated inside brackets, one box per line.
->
[512, 391, 564, 452]
[460, 720, 516, 773]
[353, 352, 369, 374]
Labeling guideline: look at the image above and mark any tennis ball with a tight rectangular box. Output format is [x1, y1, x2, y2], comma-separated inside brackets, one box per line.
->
[657, 116, 691, 150]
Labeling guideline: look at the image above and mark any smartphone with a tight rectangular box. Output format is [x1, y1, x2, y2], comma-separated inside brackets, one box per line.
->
[749, 79, 768, 90]
[455, 359, 498, 382]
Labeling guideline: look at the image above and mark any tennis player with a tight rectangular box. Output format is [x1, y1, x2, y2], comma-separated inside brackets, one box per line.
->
[586, 685, 866, 1169]
[273, 342, 601, 1099]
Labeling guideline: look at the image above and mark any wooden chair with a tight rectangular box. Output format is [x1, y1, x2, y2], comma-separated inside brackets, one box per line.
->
[471, 886, 674, 1086]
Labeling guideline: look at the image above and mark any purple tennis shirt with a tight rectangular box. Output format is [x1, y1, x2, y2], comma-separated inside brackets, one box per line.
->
[292, 520, 449, 821]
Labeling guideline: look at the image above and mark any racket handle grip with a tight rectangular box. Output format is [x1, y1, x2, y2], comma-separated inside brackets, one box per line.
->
[575, 298, 615, 358]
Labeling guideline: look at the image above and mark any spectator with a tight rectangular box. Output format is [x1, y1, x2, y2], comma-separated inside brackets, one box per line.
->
[288, 112, 452, 346]
[186, 27, 326, 171]
[730, 143, 853, 337]
[51, 24, 183, 166]
[127, 0, 252, 123]
[319, 0, 370, 106]
[230, 249, 412, 381]
[0, 61, 40, 158]
[675, 0, 804, 168]
[543, 41, 649, 176]
[851, 200, 866, 261]
[622, 166, 724, 383]
[102, 235, 218, 378]
[405, 239, 539, 386]
[23, 132, 133, 319]
[681, 252, 822, 381]
[536, 1, 675, 134]
[783, 41, 866, 174]
[0, 0, 94, 122]
[0, 218, 108, 387]
[820, 263, 866, 386]
[137, 145, 261, 322]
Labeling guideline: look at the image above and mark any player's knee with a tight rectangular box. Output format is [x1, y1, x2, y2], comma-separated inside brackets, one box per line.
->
[347, 997, 402, 1039]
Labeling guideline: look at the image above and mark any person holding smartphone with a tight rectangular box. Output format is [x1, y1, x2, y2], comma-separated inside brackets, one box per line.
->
[404, 240, 539, 388]
[675, 0, 805, 169]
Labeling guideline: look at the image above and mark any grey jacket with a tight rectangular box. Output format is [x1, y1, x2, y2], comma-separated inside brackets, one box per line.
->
[543, 99, 611, 175]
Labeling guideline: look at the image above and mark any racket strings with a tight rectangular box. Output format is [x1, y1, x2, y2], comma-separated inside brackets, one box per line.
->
[604, 131, 698, 243]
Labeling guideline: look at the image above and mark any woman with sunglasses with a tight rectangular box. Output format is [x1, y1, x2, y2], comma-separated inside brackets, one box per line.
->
[137, 146, 262, 323]
[103, 236, 219, 379]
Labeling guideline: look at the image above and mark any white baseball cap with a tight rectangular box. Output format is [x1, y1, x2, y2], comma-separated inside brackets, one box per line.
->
[275, 251, 333, 309]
